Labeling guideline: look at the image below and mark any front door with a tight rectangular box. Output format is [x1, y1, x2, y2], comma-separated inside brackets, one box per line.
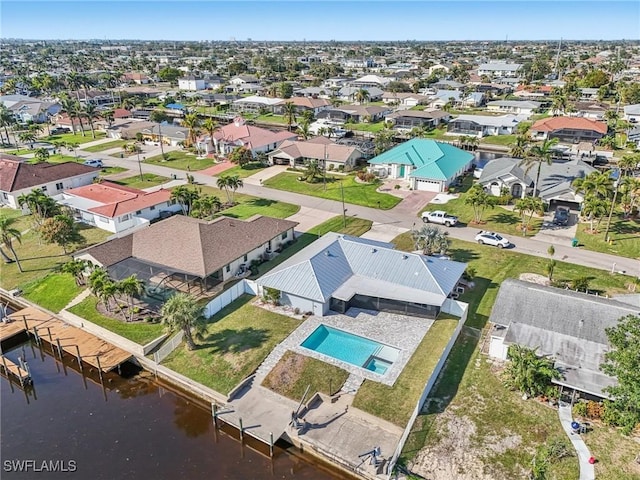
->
[399, 165, 405, 178]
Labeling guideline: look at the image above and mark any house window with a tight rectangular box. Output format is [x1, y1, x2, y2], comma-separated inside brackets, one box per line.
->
[56, 182, 64, 190]
[225, 264, 230, 273]
[281, 231, 287, 240]
[120, 214, 131, 222]
[136, 210, 142, 215]
[41, 186, 47, 192]
[243, 254, 248, 262]
[2, 193, 7, 200]
[150, 205, 156, 211]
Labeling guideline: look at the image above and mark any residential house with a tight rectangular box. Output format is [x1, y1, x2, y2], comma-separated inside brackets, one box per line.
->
[267, 138, 362, 170]
[233, 95, 283, 114]
[530, 117, 608, 143]
[626, 126, 640, 148]
[316, 105, 391, 124]
[427, 63, 451, 75]
[579, 88, 599, 100]
[139, 123, 190, 147]
[385, 109, 451, 131]
[368, 139, 474, 192]
[198, 117, 297, 157]
[294, 87, 329, 99]
[487, 279, 632, 399]
[178, 77, 206, 91]
[477, 62, 523, 78]
[227, 75, 263, 94]
[351, 75, 392, 89]
[623, 104, 640, 123]
[447, 114, 526, 137]
[53, 182, 181, 235]
[77, 215, 297, 294]
[0, 94, 60, 124]
[122, 72, 150, 85]
[428, 90, 484, 108]
[564, 101, 609, 121]
[381, 92, 429, 107]
[0, 155, 99, 210]
[337, 86, 384, 102]
[106, 119, 156, 139]
[486, 100, 541, 116]
[257, 232, 467, 318]
[478, 156, 595, 206]
[73, 90, 121, 108]
[431, 80, 465, 91]
[275, 97, 331, 116]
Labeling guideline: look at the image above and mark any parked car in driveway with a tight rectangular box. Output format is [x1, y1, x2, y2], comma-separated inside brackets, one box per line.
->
[83, 159, 103, 168]
[421, 210, 459, 226]
[553, 207, 570, 226]
[475, 231, 511, 248]
[51, 127, 71, 134]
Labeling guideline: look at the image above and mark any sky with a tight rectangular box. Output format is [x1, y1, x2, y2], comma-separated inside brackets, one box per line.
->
[1, 1, 639, 41]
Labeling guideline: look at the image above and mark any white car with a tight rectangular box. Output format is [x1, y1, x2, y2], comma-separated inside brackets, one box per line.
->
[475, 231, 510, 248]
[83, 159, 103, 168]
[421, 210, 458, 227]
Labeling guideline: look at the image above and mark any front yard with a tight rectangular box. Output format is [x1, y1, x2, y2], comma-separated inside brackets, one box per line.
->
[144, 151, 216, 171]
[220, 162, 267, 179]
[112, 173, 171, 189]
[82, 140, 129, 152]
[46, 132, 106, 144]
[576, 215, 640, 260]
[263, 172, 401, 209]
[162, 295, 301, 395]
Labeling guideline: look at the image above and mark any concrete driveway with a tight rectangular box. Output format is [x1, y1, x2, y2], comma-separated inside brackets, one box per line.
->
[532, 210, 578, 246]
[361, 223, 409, 243]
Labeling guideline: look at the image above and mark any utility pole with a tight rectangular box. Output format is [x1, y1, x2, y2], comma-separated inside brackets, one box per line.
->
[341, 180, 346, 228]
[136, 142, 143, 181]
[604, 172, 620, 243]
[323, 144, 327, 191]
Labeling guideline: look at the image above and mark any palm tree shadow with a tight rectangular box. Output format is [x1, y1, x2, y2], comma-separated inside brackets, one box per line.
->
[488, 212, 518, 225]
[199, 327, 269, 354]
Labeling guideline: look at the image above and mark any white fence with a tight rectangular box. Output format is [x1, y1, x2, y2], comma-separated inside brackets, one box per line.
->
[386, 302, 468, 477]
[204, 279, 258, 318]
[153, 331, 184, 363]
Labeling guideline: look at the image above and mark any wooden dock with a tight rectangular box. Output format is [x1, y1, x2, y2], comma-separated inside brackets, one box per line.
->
[0, 306, 131, 373]
[0, 354, 31, 385]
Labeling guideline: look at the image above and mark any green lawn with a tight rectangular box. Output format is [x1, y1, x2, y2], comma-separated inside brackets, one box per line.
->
[480, 134, 517, 146]
[420, 194, 542, 237]
[345, 122, 385, 133]
[100, 166, 128, 176]
[262, 350, 350, 399]
[575, 215, 640, 259]
[113, 173, 171, 189]
[68, 296, 164, 345]
[250, 216, 372, 278]
[582, 423, 640, 480]
[144, 151, 216, 171]
[352, 317, 459, 426]
[255, 114, 288, 125]
[400, 330, 578, 480]
[0, 222, 112, 291]
[221, 162, 267, 179]
[162, 295, 301, 395]
[264, 172, 401, 209]
[45, 132, 106, 144]
[82, 140, 129, 152]
[21, 273, 83, 313]
[30, 154, 79, 165]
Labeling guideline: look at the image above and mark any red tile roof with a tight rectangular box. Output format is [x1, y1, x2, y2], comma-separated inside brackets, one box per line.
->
[531, 117, 608, 135]
[0, 157, 97, 192]
[65, 182, 172, 218]
[212, 122, 297, 150]
[113, 108, 132, 118]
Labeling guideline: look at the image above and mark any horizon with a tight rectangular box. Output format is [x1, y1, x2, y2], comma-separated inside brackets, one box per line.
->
[1, 1, 639, 42]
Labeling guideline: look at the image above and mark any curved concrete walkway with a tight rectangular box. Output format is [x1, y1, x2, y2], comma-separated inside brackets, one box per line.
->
[558, 402, 595, 480]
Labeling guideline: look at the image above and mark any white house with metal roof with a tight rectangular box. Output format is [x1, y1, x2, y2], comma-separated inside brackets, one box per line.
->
[477, 62, 523, 78]
[256, 233, 467, 318]
[488, 279, 631, 399]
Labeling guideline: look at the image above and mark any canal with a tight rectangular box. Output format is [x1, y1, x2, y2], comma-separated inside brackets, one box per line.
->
[1, 339, 348, 480]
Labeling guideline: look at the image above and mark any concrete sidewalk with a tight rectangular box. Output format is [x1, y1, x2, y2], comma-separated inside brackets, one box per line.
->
[558, 402, 595, 480]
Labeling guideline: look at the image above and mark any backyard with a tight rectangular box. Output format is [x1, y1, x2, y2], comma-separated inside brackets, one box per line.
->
[162, 295, 301, 394]
[479, 134, 517, 146]
[21, 272, 83, 313]
[144, 151, 216, 171]
[68, 296, 165, 345]
[263, 172, 401, 209]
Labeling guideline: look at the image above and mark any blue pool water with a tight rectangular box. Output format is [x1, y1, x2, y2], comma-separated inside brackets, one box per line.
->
[301, 325, 397, 375]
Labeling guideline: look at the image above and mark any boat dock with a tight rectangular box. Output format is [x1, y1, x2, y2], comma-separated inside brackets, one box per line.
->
[0, 354, 31, 386]
[0, 306, 132, 374]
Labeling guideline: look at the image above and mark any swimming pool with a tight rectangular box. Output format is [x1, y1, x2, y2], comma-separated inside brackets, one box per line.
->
[301, 325, 399, 375]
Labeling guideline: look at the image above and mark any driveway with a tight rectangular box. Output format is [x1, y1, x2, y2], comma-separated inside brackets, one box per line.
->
[361, 223, 409, 243]
[531, 210, 578, 246]
[287, 207, 337, 233]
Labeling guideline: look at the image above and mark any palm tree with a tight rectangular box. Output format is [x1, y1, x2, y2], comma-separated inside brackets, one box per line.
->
[304, 160, 322, 183]
[82, 103, 100, 139]
[18, 131, 37, 149]
[216, 176, 231, 203]
[170, 185, 200, 215]
[226, 175, 244, 204]
[514, 196, 544, 233]
[117, 275, 145, 322]
[0, 104, 15, 145]
[297, 119, 311, 140]
[617, 154, 639, 177]
[60, 258, 90, 286]
[0, 216, 22, 269]
[572, 170, 614, 201]
[88, 267, 114, 311]
[510, 135, 530, 158]
[33, 147, 50, 163]
[160, 293, 207, 350]
[354, 88, 370, 104]
[102, 109, 115, 128]
[191, 194, 222, 219]
[201, 118, 219, 153]
[282, 101, 297, 132]
[520, 138, 560, 197]
[59, 97, 79, 134]
[504, 345, 560, 398]
[17, 189, 60, 227]
[581, 195, 609, 232]
[411, 225, 450, 256]
[182, 113, 200, 147]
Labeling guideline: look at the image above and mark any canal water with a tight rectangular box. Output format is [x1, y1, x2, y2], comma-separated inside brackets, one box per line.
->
[1, 339, 347, 480]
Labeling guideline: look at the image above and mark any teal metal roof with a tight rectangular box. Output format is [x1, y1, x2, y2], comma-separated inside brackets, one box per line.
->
[368, 139, 474, 181]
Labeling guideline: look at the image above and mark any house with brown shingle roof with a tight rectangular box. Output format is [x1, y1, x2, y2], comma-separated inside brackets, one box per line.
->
[530, 116, 608, 144]
[275, 97, 331, 116]
[0, 155, 99, 210]
[76, 215, 298, 294]
[267, 139, 363, 169]
[53, 181, 181, 234]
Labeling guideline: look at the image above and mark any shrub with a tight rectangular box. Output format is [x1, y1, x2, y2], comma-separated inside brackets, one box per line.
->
[573, 401, 588, 418]
[263, 287, 281, 305]
[571, 276, 590, 292]
[327, 164, 335, 171]
[496, 194, 513, 205]
[294, 307, 300, 315]
[337, 165, 344, 172]
[586, 400, 605, 419]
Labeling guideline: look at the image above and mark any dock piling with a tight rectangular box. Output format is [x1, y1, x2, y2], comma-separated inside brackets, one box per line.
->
[239, 418, 244, 443]
[55, 338, 63, 359]
[269, 432, 274, 457]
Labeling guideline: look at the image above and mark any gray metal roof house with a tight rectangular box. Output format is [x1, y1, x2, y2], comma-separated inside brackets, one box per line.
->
[488, 279, 637, 398]
[256, 233, 467, 318]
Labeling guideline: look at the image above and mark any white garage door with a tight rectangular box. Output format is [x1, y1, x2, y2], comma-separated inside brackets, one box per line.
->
[415, 179, 442, 192]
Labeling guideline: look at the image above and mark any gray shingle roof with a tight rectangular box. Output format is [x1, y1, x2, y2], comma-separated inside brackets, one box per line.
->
[257, 233, 466, 305]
